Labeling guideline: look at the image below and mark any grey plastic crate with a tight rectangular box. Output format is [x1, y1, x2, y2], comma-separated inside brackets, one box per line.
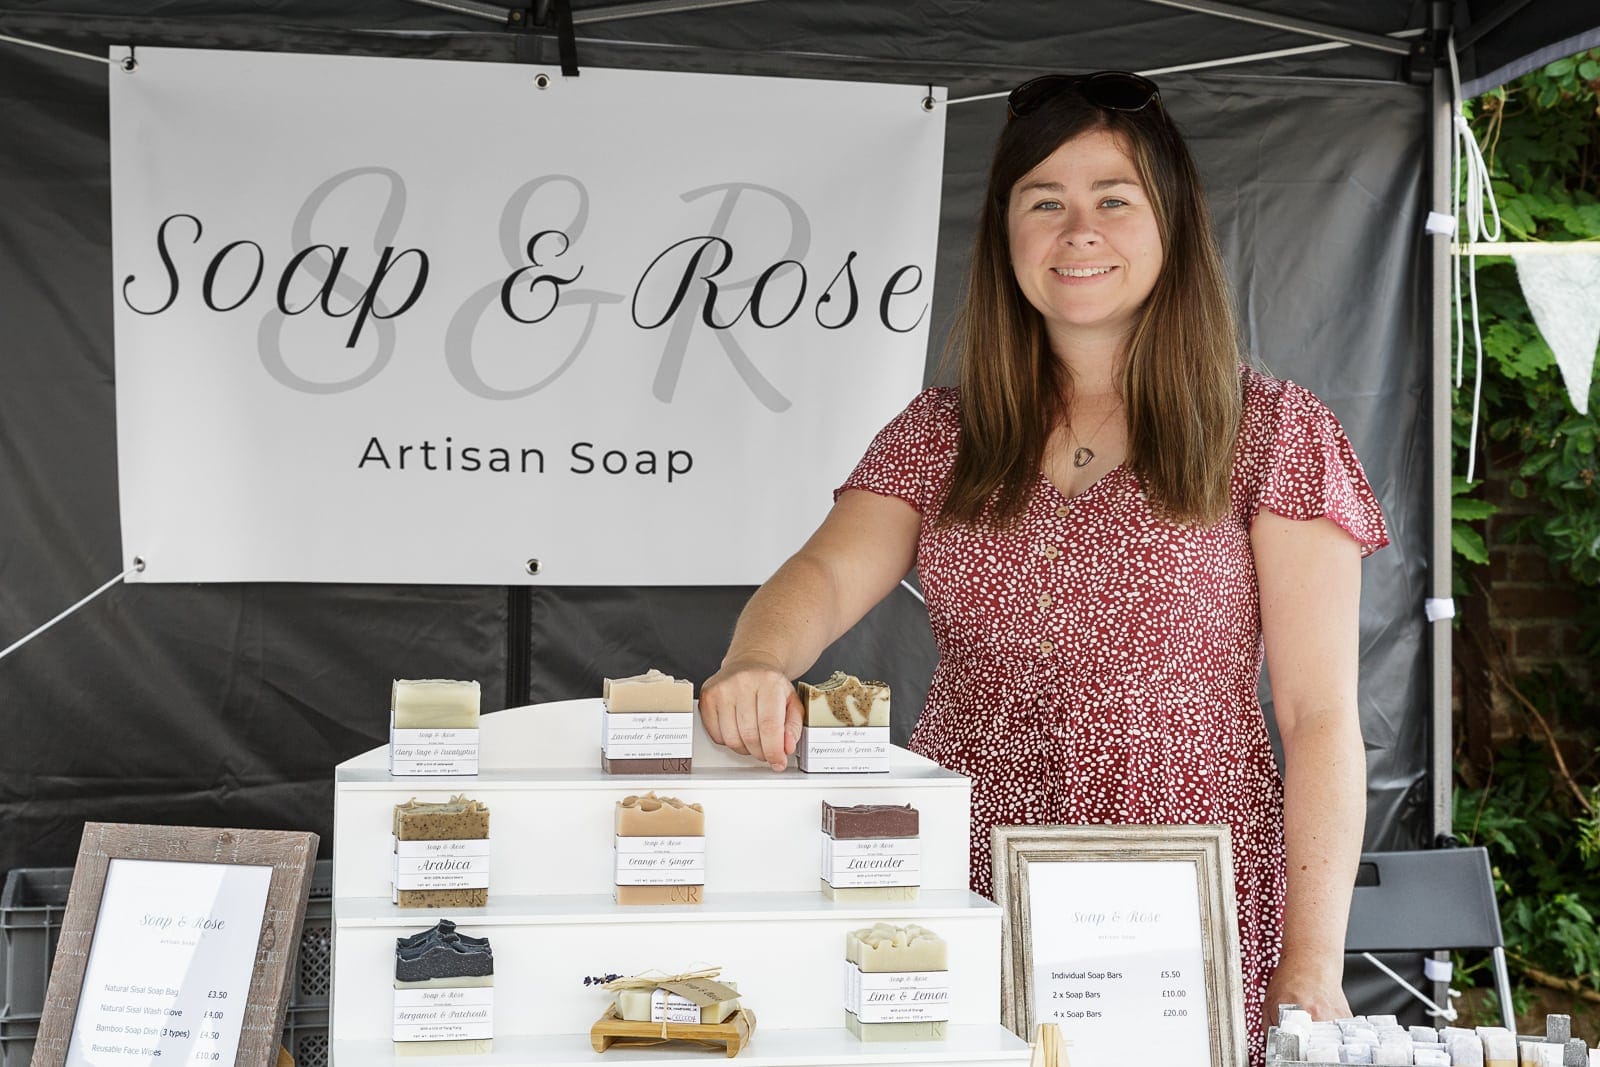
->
[0, 867, 72, 1018]
[0, 1014, 37, 1067]
[282, 1005, 330, 1067]
[0, 859, 332, 1064]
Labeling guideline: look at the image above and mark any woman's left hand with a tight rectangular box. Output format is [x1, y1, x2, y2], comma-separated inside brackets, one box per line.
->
[1261, 952, 1351, 1029]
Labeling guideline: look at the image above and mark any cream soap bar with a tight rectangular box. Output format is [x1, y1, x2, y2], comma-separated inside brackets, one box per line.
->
[616, 981, 740, 1024]
[392, 796, 490, 908]
[846, 923, 947, 971]
[845, 1014, 948, 1042]
[604, 669, 694, 712]
[393, 679, 481, 728]
[390, 679, 480, 776]
[798, 672, 891, 774]
[614, 792, 704, 906]
[843, 923, 949, 1041]
[799, 672, 890, 727]
[602, 668, 695, 775]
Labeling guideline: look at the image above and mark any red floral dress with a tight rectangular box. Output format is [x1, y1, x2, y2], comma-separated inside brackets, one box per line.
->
[838, 368, 1389, 1061]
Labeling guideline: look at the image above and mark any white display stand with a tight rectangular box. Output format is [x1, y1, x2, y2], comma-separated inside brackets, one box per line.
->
[331, 699, 1033, 1066]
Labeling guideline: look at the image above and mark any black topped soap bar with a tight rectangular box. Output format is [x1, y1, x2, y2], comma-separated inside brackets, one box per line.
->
[395, 920, 494, 982]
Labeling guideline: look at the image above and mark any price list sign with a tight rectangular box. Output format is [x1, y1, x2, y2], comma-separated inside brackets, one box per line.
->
[1027, 859, 1211, 1067]
[64, 859, 273, 1067]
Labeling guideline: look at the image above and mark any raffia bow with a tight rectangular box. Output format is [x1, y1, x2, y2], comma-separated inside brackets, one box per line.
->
[599, 965, 721, 992]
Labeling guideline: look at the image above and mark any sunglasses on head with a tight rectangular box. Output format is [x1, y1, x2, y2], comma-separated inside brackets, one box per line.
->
[1007, 71, 1161, 119]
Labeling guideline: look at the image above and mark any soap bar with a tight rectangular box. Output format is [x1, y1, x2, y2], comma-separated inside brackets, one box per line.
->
[614, 884, 703, 905]
[393, 679, 480, 729]
[602, 670, 695, 774]
[393, 922, 494, 1050]
[395, 921, 494, 983]
[822, 802, 918, 839]
[615, 981, 740, 1024]
[820, 880, 918, 903]
[845, 1013, 947, 1042]
[602, 755, 694, 775]
[615, 792, 704, 906]
[604, 668, 694, 712]
[393, 797, 490, 908]
[394, 1040, 493, 1057]
[394, 796, 490, 840]
[615, 792, 703, 836]
[846, 923, 947, 971]
[799, 672, 890, 727]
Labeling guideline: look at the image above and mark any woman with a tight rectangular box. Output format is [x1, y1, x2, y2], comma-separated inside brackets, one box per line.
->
[699, 71, 1388, 1058]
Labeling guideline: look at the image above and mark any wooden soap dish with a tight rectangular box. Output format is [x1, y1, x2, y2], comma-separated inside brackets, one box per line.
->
[589, 1004, 756, 1058]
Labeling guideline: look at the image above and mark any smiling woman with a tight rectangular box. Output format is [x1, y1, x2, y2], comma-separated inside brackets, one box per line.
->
[697, 71, 1389, 1067]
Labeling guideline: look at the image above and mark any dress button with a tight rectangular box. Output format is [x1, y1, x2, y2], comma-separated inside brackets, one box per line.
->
[1055, 504, 1070, 519]
[1038, 593, 1053, 609]
[1038, 638, 1054, 655]
[1043, 545, 1060, 560]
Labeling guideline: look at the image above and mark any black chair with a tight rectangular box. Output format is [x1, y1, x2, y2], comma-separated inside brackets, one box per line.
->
[1343, 847, 1514, 1030]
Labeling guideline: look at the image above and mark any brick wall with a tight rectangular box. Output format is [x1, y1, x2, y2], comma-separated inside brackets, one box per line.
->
[1454, 443, 1598, 777]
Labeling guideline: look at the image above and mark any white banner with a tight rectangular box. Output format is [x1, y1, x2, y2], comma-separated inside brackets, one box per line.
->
[110, 49, 945, 584]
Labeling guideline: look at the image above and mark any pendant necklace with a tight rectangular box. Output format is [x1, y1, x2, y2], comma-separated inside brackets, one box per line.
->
[1068, 399, 1123, 468]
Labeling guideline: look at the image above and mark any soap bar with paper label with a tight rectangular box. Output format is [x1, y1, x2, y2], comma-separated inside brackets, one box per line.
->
[614, 792, 704, 906]
[602, 669, 695, 775]
[798, 672, 891, 773]
[390, 679, 480, 776]
[393, 920, 493, 1054]
[842, 923, 948, 1042]
[615, 980, 741, 1024]
[392, 796, 490, 908]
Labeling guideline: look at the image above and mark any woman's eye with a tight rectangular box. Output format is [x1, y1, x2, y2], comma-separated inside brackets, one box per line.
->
[1100, 197, 1129, 208]
[1032, 199, 1062, 211]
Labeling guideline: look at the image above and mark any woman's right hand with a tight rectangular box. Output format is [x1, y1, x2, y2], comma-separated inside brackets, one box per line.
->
[699, 661, 804, 772]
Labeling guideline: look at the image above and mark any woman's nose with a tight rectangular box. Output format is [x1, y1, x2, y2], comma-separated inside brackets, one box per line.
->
[1056, 207, 1101, 246]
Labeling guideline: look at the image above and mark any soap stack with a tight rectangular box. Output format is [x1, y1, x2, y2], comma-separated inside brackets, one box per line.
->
[614, 792, 705, 905]
[602, 668, 695, 775]
[392, 920, 494, 1053]
[612, 973, 742, 1025]
[821, 801, 920, 902]
[389, 678, 480, 776]
[843, 922, 949, 1042]
[1265, 1010, 1599, 1066]
[391, 795, 491, 908]
[798, 670, 891, 774]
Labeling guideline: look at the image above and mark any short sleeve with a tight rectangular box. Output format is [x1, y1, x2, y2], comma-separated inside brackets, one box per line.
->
[1254, 381, 1390, 557]
[835, 387, 958, 515]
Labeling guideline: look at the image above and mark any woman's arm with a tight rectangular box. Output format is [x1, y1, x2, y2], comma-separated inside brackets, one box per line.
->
[1251, 510, 1366, 1025]
[700, 488, 921, 771]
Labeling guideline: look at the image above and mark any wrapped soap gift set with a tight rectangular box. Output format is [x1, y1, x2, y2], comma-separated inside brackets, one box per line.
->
[1266, 1008, 1600, 1067]
[330, 666, 1030, 1065]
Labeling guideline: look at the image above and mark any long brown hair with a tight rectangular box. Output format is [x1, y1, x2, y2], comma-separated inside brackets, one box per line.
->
[939, 87, 1243, 527]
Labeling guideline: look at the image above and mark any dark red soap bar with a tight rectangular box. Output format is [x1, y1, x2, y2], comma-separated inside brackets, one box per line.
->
[822, 801, 918, 839]
[602, 755, 693, 775]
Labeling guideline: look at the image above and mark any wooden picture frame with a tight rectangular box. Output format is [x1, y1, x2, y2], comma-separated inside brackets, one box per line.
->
[992, 823, 1246, 1067]
[33, 822, 319, 1067]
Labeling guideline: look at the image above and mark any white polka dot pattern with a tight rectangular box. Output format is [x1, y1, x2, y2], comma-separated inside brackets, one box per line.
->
[837, 367, 1389, 1063]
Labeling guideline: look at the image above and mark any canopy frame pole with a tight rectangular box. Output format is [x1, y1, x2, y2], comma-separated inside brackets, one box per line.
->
[1125, 0, 1411, 56]
[396, 0, 777, 25]
[1427, 1, 1454, 852]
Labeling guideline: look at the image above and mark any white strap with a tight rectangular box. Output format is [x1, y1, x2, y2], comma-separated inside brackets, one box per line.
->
[1425, 597, 1456, 622]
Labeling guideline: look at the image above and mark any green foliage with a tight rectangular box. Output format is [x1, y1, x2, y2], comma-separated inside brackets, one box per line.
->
[1454, 49, 1600, 584]
[1455, 733, 1600, 994]
[1451, 49, 1600, 1007]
